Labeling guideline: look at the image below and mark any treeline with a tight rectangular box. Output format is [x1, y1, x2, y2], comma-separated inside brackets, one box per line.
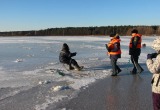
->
[0, 25, 160, 36]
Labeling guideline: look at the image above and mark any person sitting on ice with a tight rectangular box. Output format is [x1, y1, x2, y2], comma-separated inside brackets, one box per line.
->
[59, 43, 83, 71]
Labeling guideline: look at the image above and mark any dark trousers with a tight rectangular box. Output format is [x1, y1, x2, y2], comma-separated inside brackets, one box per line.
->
[152, 92, 160, 110]
[130, 55, 143, 73]
[111, 58, 121, 75]
[62, 58, 79, 68]
[70, 59, 79, 67]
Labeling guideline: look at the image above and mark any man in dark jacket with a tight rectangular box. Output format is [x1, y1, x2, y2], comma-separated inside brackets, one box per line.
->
[129, 29, 144, 74]
[59, 43, 83, 71]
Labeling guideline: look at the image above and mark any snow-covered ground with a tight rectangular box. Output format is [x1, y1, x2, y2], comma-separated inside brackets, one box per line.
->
[0, 36, 157, 110]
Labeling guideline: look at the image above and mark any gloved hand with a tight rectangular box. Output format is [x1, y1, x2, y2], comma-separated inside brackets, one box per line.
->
[147, 53, 158, 59]
[72, 52, 77, 56]
[151, 53, 158, 58]
[105, 44, 109, 50]
[147, 54, 152, 59]
[105, 44, 111, 52]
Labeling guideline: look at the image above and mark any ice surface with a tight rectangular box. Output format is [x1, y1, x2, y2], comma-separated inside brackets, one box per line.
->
[0, 36, 157, 109]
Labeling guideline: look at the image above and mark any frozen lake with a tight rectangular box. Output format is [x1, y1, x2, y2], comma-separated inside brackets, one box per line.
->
[0, 36, 157, 109]
[0, 36, 155, 72]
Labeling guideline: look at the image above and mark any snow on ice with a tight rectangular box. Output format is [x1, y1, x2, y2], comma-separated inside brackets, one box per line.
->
[0, 36, 157, 109]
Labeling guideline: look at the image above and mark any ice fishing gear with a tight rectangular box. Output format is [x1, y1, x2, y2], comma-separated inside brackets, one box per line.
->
[56, 70, 65, 76]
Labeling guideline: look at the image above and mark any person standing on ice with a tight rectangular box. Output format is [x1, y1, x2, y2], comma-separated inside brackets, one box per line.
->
[129, 29, 144, 74]
[106, 33, 122, 76]
[146, 38, 160, 110]
[59, 43, 83, 71]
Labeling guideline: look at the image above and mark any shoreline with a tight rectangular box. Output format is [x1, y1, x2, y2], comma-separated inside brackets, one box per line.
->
[0, 35, 157, 37]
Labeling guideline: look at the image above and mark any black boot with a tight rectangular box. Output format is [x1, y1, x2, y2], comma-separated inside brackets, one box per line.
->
[74, 65, 84, 71]
[138, 68, 144, 74]
[111, 73, 117, 76]
[71, 59, 83, 71]
[69, 64, 74, 70]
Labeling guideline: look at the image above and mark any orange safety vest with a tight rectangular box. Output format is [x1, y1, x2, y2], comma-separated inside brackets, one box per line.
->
[108, 38, 121, 55]
[129, 34, 142, 48]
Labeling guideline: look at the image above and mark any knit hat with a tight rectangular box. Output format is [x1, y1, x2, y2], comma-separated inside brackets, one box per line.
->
[62, 43, 69, 51]
[110, 33, 116, 37]
[116, 34, 120, 39]
[131, 29, 138, 34]
[152, 37, 160, 53]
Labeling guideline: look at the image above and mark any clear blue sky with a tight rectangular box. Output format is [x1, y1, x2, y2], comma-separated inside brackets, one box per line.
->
[0, 0, 160, 32]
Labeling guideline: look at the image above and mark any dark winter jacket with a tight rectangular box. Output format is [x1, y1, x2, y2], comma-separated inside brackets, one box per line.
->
[129, 34, 142, 56]
[59, 43, 76, 64]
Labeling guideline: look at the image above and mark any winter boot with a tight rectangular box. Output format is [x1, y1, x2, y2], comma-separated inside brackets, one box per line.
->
[69, 65, 74, 70]
[71, 59, 84, 71]
[79, 66, 84, 71]
[74, 65, 84, 71]
[75, 66, 84, 71]
[138, 68, 144, 74]
[111, 73, 117, 76]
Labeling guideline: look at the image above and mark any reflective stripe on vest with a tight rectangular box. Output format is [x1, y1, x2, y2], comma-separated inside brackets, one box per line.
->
[108, 50, 121, 55]
[129, 34, 142, 48]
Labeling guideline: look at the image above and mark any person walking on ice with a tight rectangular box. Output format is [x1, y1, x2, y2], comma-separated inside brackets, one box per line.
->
[129, 29, 144, 74]
[146, 38, 160, 110]
[106, 33, 122, 76]
[59, 43, 83, 71]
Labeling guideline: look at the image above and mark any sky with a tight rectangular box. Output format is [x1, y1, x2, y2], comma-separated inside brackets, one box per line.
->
[0, 0, 160, 32]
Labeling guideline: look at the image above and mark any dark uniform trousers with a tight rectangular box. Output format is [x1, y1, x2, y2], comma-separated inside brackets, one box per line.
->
[131, 55, 143, 73]
[111, 58, 121, 75]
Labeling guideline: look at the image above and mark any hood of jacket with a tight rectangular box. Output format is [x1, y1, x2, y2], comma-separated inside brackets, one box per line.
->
[152, 38, 160, 53]
[62, 43, 70, 52]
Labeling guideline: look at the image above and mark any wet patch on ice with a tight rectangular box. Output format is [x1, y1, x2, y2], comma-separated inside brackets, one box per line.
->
[0, 86, 31, 100]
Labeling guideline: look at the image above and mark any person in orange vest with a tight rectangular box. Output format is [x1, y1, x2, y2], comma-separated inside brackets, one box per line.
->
[106, 33, 122, 76]
[129, 29, 144, 74]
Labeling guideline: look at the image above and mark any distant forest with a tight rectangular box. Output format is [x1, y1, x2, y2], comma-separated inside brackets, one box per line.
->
[0, 25, 160, 36]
